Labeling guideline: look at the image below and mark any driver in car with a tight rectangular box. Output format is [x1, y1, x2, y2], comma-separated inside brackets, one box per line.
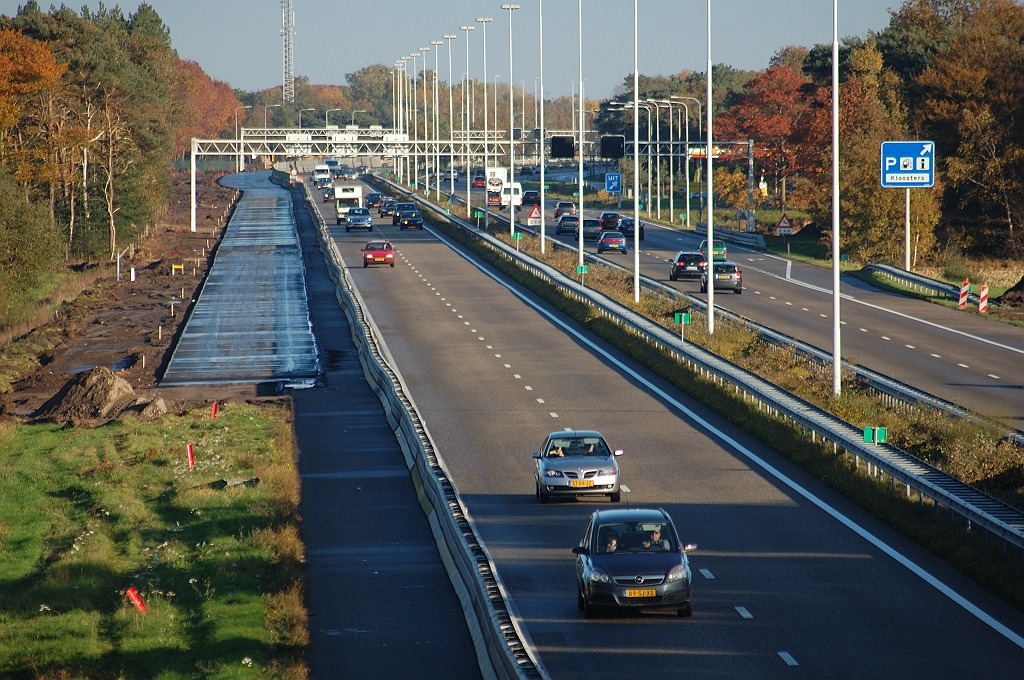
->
[642, 527, 670, 551]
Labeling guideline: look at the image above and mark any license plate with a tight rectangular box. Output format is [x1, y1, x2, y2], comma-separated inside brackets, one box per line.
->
[569, 480, 594, 488]
[624, 589, 657, 598]
[717, 274, 731, 280]
[374, 257, 384, 262]
[685, 266, 696, 270]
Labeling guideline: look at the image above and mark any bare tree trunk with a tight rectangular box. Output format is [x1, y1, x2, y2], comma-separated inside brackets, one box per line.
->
[104, 101, 117, 259]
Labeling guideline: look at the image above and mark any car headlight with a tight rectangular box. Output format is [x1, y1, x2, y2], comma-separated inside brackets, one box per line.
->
[588, 567, 611, 584]
[666, 564, 690, 583]
[543, 469, 563, 478]
[597, 467, 616, 476]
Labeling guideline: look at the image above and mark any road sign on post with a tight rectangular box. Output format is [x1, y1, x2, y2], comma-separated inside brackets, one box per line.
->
[526, 203, 542, 227]
[881, 141, 935, 188]
[776, 213, 792, 235]
[605, 173, 622, 195]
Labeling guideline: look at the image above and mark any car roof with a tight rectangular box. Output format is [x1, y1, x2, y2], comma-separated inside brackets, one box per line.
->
[547, 429, 604, 439]
[593, 507, 670, 525]
[365, 241, 391, 248]
[601, 231, 624, 237]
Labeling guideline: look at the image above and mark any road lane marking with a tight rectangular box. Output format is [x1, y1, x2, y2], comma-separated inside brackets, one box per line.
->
[735, 606, 753, 619]
[537, 399, 545, 403]
[860, 328, 868, 332]
[778, 652, 799, 666]
[755, 291, 761, 294]
[486, 345, 493, 349]
[906, 344, 915, 349]
[801, 307, 809, 311]
[786, 302, 793, 306]
[495, 354, 502, 358]
[423, 219, 1024, 652]
[525, 386, 533, 390]
[931, 353, 941, 358]
[504, 364, 512, 368]
[820, 314, 828, 318]
[989, 374, 1001, 379]
[958, 363, 969, 368]
[882, 336, 891, 341]
[479, 337, 485, 340]
[698, 568, 715, 580]
[769, 296, 777, 300]
[464, 322, 470, 325]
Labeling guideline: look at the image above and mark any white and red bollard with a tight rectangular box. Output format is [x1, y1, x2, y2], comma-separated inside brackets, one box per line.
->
[211, 401, 218, 420]
[186, 443, 195, 470]
[979, 284, 989, 313]
[958, 279, 970, 309]
[126, 587, 147, 613]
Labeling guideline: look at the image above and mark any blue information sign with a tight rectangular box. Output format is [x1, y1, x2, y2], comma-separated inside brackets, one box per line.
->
[605, 173, 622, 194]
[880, 141, 935, 188]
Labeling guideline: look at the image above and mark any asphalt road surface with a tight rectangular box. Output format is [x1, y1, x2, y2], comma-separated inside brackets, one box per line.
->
[530, 198, 1024, 432]
[315, 189, 1024, 678]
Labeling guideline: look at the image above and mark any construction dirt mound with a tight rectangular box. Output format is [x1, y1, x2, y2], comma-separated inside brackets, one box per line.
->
[996, 276, 1024, 307]
[33, 367, 137, 424]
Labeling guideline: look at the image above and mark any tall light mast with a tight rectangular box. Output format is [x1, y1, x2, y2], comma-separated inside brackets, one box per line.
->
[281, 0, 295, 103]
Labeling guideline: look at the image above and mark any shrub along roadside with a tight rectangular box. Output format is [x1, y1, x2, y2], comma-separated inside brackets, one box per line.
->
[0, 401, 307, 679]
[380, 181, 1024, 615]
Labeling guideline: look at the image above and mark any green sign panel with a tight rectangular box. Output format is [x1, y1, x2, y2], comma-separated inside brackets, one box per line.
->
[512, 232, 523, 240]
[573, 192, 579, 197]
[473, 210, 484, 218]
[863, 426, 888, 444]
[576, 265, 588, 274]
[544, 184, 551, 190]
[674, 312, 692, 325]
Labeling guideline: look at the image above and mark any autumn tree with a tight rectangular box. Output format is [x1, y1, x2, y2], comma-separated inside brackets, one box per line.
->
[173, 59, 241, 157]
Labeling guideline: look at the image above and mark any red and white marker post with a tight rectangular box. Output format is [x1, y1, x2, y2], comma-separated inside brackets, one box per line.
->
[126, 587, 147, 613]
[211, 401, 218, 420]
[979, 284, 989, 313]
[186, 443, 195, 470]
[958, 279, 970, 309]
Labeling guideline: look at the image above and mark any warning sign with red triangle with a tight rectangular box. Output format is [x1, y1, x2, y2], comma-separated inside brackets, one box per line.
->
[776, 213, 792, 235]
[527, 202, 542, 226]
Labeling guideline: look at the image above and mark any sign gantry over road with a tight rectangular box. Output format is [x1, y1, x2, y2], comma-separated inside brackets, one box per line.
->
[880, 141, 935, 188]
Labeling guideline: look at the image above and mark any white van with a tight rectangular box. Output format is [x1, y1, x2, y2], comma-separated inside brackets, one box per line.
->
[500, 183, 523, 211]
[312, 164, 331, 183]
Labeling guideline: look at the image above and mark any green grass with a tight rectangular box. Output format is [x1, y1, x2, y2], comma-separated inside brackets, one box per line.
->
[367, 175, 1024, 615]
[0, 401, 307, 679]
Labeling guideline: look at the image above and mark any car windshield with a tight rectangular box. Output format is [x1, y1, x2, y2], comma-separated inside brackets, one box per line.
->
[546, 436, 610, 457]
[349, 208, 369, 216]
[714, 264, 737, 273]
[561, 216, 579, 224]
[596, 522, 674, 553]
[602, 232, 624, 239]
[583, 219, 602, 228]
[396, 203, 415, 211]
[366, 242, 391, 251]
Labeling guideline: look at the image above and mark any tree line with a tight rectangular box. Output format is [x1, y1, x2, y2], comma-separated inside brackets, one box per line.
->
[0, 1, 240, 328]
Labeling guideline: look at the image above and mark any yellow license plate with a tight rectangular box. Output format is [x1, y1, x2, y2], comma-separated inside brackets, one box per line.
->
[624, 589, 657, 598]
[569, 480, 594, 488]
[374, 257, 384, 262]
[717, 274, 731, 279]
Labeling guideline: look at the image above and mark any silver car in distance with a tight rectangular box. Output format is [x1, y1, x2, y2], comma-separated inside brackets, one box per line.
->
[532, 430, 622, 503]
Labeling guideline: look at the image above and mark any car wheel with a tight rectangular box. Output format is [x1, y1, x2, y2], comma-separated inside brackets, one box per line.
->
[536, 481, 550, 504]
[577, 588, 586, 611]
[390, 263, 394, 268]
[669, 272, 676, 281]
[583, 598, 598, 619]
[622, 249, 628, 255]
[735, 288, 742, 294]
[345, 226, 351, 232]
[678, 602, 693, 617]
[609, 490, 621, 503]
[362, 262, 367, 268]
[336, 219, 341, 225]
[700, 284, 707, 293]
[400, 225, 405, 231]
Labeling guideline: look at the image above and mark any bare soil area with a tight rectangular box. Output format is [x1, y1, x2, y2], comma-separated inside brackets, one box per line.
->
[0, 169, 243, 421]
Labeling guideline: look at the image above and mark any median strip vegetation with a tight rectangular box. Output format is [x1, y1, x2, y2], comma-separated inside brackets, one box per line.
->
[380, 181, 1024, 614]
[0, 401, 307, 678]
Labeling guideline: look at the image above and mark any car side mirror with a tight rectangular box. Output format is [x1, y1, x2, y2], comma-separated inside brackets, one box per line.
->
[531, 451, 541, 459]
[683, 543, 697, 552]
[571, 546, 587, 555]
[613, 449, 623, 457]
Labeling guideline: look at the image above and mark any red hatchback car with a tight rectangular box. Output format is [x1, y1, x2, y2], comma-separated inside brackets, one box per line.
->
[362, 240, 395, 268]
[472, 175, 486, 188]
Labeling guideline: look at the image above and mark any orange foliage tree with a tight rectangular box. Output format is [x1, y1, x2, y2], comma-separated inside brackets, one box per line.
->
[172, 58, 241, 158]
[0, 27, 65, 138]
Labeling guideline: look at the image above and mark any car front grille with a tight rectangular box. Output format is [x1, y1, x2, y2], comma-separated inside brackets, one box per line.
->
[562, 470, 599, 479]
[613, 575, 665, 586]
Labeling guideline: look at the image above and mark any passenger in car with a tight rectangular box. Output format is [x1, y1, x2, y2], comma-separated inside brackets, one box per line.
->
[600, 530, 619, 554]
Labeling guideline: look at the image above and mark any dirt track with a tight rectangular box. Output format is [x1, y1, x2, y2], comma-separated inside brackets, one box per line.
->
[0, 170, 243, 419]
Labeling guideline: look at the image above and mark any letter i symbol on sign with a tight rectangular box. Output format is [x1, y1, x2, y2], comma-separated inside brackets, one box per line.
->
[916, 157, 930, 171]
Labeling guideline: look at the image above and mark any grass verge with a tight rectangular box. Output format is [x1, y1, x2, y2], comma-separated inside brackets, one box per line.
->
[0, 400, 307, 679]
[371, 177, 1024, 615]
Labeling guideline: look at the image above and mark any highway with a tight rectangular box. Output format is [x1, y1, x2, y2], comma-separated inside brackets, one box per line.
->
[315, 187, 1024, 678]
[429, 175, 1024, 431]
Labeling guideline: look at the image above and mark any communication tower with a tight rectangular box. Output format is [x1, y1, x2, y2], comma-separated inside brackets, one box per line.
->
[281, 0, 295, 103]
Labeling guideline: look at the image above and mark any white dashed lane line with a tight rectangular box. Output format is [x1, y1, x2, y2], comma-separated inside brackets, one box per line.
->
[989, 374, 1001, 380]
[931, 353, 941, 358]
[778, 652, 799, 667]
[882, 336, 891, 341]
[698, 568, 715, 580]
[735, 606, 754, 619]
[906, 344, 915, 349]
[958, 363, 969, 368]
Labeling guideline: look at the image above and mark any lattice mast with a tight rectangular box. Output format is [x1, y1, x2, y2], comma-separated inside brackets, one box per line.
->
[281, 0, 295, 103]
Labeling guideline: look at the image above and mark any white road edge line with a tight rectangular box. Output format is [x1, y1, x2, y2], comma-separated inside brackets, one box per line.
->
[420, 220, 1024, 652]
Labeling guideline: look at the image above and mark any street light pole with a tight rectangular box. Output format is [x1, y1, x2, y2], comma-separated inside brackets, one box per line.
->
[672, 95, 701, 229]
[633, 0, 640, 301]
[234, 105, 251, 173]
[432, 40, 443, 200]
[539, 0, 547, 254]
[477, 16, 492, 231]
[326, 108, 341, 127]
[351, 109, 366, 126]
[502, 4, 519, 237]
[298, 108, 314, 129]
[263, 103, 280, 129]
[577, 0, 584, 268]
[419, 46, 431, 196]
[831, 0, 842, 395]
[706, 0, 715, 334]
[411, 52, 420, 189]
[460, 25, 474, 216]
[444, 35, 457, 197]
[647, 99, 665, 220]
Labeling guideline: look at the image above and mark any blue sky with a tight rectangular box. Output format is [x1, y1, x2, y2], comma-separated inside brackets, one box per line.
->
[1, 1, 902, 98]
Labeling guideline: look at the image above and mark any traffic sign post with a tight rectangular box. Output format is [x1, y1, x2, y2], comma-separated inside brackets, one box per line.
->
[526, 203, 542, 227]
[512, 231, 523, 252]
[776, 213, 792, 236]
[881, 141, 935, 272]
[576, 264, 588, 286]
[605, 173, 622, 195]
[674, 311, 692, 343]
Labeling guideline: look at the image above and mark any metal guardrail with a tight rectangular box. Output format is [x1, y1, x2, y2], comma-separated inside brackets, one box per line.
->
[296, 179, 543, 680]
[695, 221, 766, 249]
[863, 263, 996, 307]
[375, 174, 1024, 554]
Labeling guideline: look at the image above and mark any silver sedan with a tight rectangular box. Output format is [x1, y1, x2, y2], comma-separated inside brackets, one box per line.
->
[532, 430, 622, 503]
